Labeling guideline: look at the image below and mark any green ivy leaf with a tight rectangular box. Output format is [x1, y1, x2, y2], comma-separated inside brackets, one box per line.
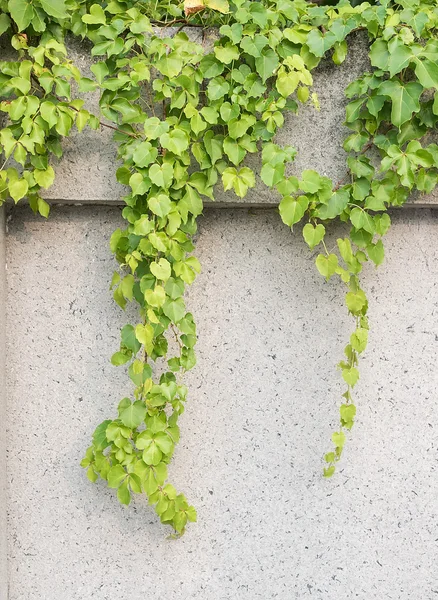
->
[228, 114, 256, 139]
[199, 55, 224, 79]
[240, 34, 268, 58]
[144, 285, 166, 308]
[345, 290, 367, 314]
[276, 68, 300, 97]
[107, 465, 127, 489]
[411, 11, 429, 36]
[345, 98, 364, 123]
[165, 278, 185, 300]
[111, 351, 131, 366]
[387, 39, 412, 77]
[223, 137, 248, 164]
[378, 80, 422, 128]
[163, 298, 186, 323]
[0, 13, 11, 35]
[367, 240, 385, 266]
[92, 421, 111, 451]
[135, 324, 154, 355]
[142, 442, 163, 466]
[117, 480, 131, 505]
[121, 324, 141, 353]
[180, 186, 203, 218]
[207, 76, 229, 100]
[315, 254, 338, 280]
[8, 0, 35, 31]
[120, 401, 146, 428]
[149, 163, 174, 188]
[342, 366, 359, 387]
[219, 23, 242, 43]
[332, 41, 347, 65]
[160, 129, 189, 155]
[299, 169, 322, 193]
[155, 53, 183, 78]
[40, 0, 68, 19]
[222, 167, 255, 198]
[205, 0, 229, 13]
[323, 466, 335, 478]
[413, 58, 438, 89]
[133, 142, 158, 168]
[366, 94, 386, 118]
[279, 195, 308, 227]
[9, 178, 28, 202]
[148, 194, 171, 218]
[350, 207, 375, 235]
[173, 511, 188, 533]
[306, 29, 325, 58]
[369, 40, 389, 70]
[214, 42, 239, 64]
[340, 404, 356, 429]
[150, 258, 172, 281]
[33, 166, 55, 189]
[0, 129, 17, 157]
[331, 431, 346, 449]
[255, 48, 279, 83]
[144, 117, 169, 140]
[129, 172, 149, 196]
[82, 4, 107, 24]
[317, 189, 350, 220]
[302, 223, 325, 250]
[37, 198, 50, 218]
[350, 328, 368, 353]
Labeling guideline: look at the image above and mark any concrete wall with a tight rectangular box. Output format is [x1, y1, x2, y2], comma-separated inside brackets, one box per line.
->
[5, 205, 438, 600]
[2, 29, 438, 600]
[0, 208, 6, 600]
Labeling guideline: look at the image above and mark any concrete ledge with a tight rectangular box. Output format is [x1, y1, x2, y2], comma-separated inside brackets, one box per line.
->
[37, 32, 438, 208]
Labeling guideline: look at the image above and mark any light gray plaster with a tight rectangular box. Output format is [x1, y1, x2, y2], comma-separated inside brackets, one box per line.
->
[6, 205, 438, 600]
[0, 207, 6, 600]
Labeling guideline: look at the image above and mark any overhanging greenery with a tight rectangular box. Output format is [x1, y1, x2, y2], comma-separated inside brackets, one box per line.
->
[1, 0, 437, 535]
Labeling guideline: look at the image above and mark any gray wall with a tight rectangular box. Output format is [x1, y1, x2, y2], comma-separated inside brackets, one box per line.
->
[5, 205, 438, 600]
[2, 29, 438, 600]
[0, 208, 6, 600]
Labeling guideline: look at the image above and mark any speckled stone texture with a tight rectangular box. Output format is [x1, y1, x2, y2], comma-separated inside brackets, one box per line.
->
[5, 205, 438, 599]
[0, 207, 6, 600]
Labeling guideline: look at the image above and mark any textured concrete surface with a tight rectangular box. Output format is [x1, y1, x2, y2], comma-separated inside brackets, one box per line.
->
[5, 205, 438, 599]
[39, 34, 436, 207]
[0, 208, 6, 600]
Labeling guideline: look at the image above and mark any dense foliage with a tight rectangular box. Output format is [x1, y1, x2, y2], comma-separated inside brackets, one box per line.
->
[1, 0, 437, 535]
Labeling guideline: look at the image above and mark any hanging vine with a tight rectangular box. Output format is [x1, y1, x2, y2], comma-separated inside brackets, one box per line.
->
[1, 0, 437, 535]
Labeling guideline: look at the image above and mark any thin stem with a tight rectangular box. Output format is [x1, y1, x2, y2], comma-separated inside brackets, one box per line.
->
[321, 238, 330, 256]
[30, 75, 141, 139]
[68, 103, 141, 139]
[170, 323, 184, 352]
[0, 157, 10, 172]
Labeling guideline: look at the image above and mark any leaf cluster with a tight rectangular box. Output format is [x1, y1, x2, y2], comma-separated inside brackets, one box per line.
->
[1, 0, 438, 531]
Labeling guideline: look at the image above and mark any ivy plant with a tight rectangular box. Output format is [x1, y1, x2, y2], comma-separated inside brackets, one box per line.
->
[1, 0, 437, 535]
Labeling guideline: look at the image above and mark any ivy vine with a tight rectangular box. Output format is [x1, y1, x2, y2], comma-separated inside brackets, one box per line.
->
[1, 0, 437, 535]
